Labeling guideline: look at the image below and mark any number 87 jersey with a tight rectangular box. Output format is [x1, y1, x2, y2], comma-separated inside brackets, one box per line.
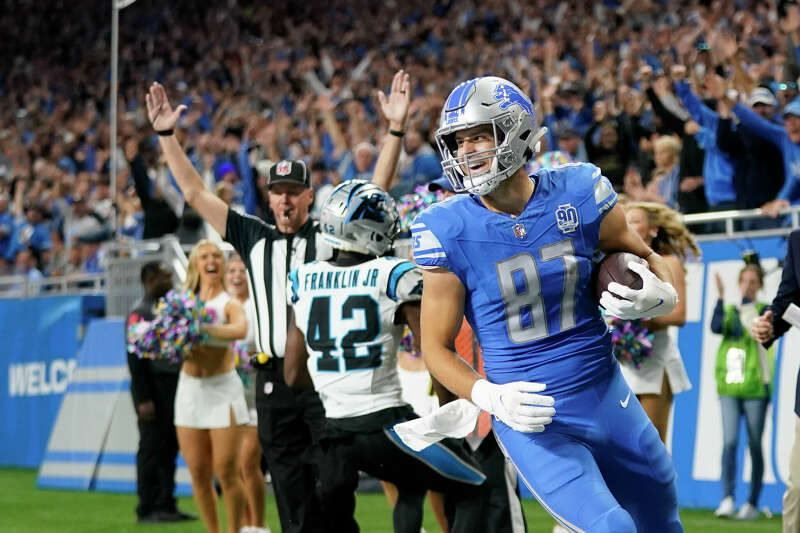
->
[288, 257, 423, 419]
[412, 163, 618, 395]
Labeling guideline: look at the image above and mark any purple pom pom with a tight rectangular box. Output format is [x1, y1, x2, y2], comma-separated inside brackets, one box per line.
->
[609, 318, 654, 369]
[129, 290, 215, 362]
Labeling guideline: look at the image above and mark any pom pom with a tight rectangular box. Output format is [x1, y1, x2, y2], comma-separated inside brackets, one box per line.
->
[397, 184, 445, 237]
[608, 317, 654, 369]
[127, 290, 215, 363]
[526, 150, 574, 173]
[233, 341, 252, 370]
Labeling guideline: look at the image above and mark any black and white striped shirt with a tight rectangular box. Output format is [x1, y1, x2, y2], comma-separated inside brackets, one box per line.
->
[225, 210, 332, 360]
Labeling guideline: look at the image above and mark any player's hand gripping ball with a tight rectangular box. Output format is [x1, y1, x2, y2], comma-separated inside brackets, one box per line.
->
[596, 252, 678, 320]
[594, 252, 647, 301]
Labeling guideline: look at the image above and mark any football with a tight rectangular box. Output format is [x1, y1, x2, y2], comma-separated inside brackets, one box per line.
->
[594, 252, 649, 303]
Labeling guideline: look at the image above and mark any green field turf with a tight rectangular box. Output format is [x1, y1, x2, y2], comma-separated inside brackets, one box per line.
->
[0, 468, 780, 532]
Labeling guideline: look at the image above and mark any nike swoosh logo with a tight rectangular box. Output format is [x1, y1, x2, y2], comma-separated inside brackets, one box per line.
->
[641, 299, 664, 314]
[620, 391, 631, 409]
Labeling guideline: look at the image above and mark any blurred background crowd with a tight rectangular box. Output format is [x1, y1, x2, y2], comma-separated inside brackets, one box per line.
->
[3, 0, 800, 279]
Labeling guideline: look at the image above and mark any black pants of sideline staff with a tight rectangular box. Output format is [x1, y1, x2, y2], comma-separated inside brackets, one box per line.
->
[135, 372, 179, 519]
[473, 435, 528, 533]
[255, 358, 327, 533]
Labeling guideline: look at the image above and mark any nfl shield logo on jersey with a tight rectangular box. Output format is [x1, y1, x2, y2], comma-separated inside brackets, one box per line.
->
[513, 223, 527, 239]
[555, 204, 579, 233]
[276, 160, 292, 176]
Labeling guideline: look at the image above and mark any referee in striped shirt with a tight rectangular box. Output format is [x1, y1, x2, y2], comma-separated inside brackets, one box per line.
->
[147, 82, 331, 533]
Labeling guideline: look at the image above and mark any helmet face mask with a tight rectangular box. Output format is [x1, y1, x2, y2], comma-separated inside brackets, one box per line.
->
[320, 180, 399, 256]
[435, 77, 547, 196]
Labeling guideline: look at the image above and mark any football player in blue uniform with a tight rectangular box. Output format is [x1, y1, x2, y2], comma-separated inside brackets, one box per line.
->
[411, 76, 683, 532]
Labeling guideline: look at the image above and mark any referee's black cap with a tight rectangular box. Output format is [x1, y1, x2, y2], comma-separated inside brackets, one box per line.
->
[268, 159, 311, 188]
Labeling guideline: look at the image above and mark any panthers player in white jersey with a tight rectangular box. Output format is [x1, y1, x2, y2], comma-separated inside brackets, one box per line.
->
[284, 181, 487, 533]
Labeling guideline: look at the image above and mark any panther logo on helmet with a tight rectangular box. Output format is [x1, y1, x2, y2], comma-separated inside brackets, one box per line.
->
[320, 181, 399, 256]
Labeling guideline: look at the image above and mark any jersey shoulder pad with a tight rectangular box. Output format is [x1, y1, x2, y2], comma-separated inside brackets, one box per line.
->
[382, 257, 423, 302]
[549, 162, 616, 214]
[410, 197, 468, 269]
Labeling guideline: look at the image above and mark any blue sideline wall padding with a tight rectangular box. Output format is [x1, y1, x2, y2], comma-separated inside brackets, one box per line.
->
[671, 236, 794, 513]
[36, 318, 128, 490]
[0, 296, 98, 467]
[35, 317, 192, 496]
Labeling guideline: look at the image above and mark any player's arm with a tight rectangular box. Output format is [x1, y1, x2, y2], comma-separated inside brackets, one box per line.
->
[400, 300, 457, 405]
[146, 82, 229, 237]
[419, 268, 482, 399]
[202, 299, 248, 340]
[598, 204, 672, 284]
[284, 309, 314, 390]
[421, 268, 555, 432]
[597, 203, 678, 319]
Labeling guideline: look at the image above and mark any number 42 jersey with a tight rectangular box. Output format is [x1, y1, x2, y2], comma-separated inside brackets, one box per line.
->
[412, 163, 618, 395]
[288, 257, 423, 419]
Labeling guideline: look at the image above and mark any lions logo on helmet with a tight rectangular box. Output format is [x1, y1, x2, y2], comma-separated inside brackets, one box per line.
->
[320, 180, 399, 256]
[436, 76, 547, 196]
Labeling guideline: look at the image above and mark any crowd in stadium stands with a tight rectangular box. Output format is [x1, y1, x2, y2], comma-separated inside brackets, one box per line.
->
[3, 0, 800, 279]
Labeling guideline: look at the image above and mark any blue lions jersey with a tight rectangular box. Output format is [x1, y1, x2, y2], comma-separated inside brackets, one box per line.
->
[412, 163, 617, 395]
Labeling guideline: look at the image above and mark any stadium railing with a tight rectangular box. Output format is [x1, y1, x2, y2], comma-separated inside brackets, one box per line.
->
[682, 206, 800, 242]
[0, 237, 188, 317]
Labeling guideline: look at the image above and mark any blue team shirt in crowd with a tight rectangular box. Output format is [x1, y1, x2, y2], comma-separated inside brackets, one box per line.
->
[733, 102, 800, 203]
[400, 151, 442, 185]
[0, 210, 14, 259]
[411, 163, 617, 395]
[7, 219, 52, 260]
[675, 81, 736, 206]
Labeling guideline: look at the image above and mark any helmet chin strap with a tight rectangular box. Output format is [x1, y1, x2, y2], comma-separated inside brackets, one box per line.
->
[328, 235, 372, 256]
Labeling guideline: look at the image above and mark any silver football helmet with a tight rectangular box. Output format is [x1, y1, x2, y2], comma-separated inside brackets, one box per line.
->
[319, 180, 399, 256]
[435, 76, 546, 196]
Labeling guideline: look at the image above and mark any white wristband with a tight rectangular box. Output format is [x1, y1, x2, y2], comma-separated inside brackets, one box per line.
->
[470, 379, 493, 414]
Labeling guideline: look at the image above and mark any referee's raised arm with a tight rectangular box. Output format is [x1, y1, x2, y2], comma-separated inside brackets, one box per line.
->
[145, 82, 229, 237]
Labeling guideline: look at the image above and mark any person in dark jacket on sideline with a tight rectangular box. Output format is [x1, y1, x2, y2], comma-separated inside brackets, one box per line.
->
[126, 261, 196, 524]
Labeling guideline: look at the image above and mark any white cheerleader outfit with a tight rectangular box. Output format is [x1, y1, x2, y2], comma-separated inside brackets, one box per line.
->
[174, 291, 250, 428]
[240, 297, 258, 427]
[618, 326, 692, 395]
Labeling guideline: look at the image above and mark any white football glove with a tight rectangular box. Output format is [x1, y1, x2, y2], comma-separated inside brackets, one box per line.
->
[600, 261, 678, 320]
[470, 379, 555, 433]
